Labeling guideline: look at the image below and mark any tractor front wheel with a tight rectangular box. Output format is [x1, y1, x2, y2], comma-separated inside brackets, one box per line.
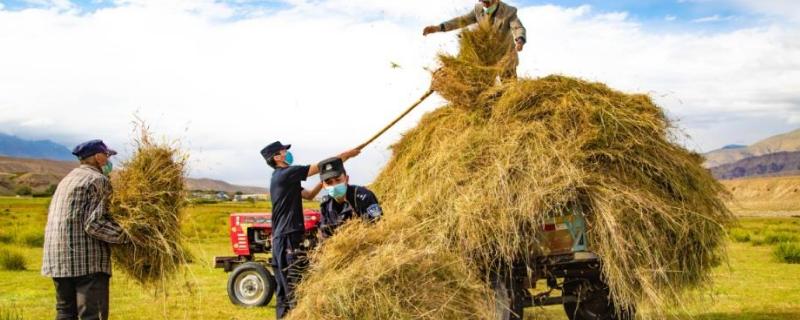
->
[562, 277, 634, 320]
[227, 262, 276, 307]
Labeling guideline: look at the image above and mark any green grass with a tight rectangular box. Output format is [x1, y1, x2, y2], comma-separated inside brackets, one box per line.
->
[728, 228, 751, 243]
[0, 197, 323, 319]
[0, 249, 26, 271]
[17, 231, 43, 248]
[0, 232, 12, 244]
[0, 197, 799, 319]
[0, 304, 23, 320]
[774, 242, 800, 264]
[725, 218, 800, 267]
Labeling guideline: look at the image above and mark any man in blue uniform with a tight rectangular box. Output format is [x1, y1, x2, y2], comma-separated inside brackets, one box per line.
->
[317, 157, 382, 239]
[260, 141, 359, 319]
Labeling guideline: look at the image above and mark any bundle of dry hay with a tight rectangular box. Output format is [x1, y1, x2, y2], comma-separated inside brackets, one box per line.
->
[110, 127, 191, 287]
[290, 21, 733, 318]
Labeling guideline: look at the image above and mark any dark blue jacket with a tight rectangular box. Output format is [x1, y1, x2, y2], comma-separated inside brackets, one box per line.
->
[319, 185, 382, 238]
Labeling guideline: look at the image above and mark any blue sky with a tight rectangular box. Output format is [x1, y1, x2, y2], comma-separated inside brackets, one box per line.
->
[0, 0, 774, 24]
[0, 0, 790, 33]
[0, 0, 798, 186]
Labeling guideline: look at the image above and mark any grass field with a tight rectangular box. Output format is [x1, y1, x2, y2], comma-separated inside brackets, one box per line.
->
[1, 197, 799, 319]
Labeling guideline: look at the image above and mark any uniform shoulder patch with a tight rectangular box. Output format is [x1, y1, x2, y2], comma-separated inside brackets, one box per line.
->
[366, 204, 382, 218]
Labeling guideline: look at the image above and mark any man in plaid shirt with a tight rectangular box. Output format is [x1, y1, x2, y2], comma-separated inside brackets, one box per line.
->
[42, 139, 128, 320]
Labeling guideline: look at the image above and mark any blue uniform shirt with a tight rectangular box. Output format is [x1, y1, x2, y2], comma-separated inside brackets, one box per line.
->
[269, 165, 310, 237]
[319, 185, 382, 238]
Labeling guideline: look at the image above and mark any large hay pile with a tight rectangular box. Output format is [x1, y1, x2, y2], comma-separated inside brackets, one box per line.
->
[110, 128, 190, 287]
[290, 22, 733, 318]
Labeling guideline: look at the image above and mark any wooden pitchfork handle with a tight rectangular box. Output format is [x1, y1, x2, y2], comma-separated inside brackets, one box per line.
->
[356, 88, 435, 151]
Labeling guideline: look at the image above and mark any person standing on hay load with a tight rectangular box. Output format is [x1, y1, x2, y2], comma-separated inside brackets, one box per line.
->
[260, 141, 361, 319]
[41, 139, 128, 320]
[317, 157, 382, 239]
[423, 0, 526, 79]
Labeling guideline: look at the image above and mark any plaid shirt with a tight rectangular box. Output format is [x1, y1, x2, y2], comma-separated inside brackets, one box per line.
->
[42, 165, 127, 278]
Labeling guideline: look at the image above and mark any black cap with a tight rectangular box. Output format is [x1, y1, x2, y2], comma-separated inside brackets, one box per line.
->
[318, 157, 346, 181]
[260, 141, 291, 162]
[72, 139, 117, 159]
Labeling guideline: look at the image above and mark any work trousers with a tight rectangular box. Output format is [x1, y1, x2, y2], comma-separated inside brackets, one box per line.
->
[52, 272, 110, 320]
[272, 232, 307, 319]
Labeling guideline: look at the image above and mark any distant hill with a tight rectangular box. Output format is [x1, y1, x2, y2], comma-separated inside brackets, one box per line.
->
[0, 133, 74, 161]
[186, 178, 266, 194]
[710, 151, 800, 180]
[721, 175, 800, 214]
[0, 156, 265, 196]
[704, 128, 800, 168]
[721, 144, 747, 150]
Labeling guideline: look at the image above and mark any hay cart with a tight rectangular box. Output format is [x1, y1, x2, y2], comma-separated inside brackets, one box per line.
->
[213, 210, 321, 307]
[492, 210, 635, 320]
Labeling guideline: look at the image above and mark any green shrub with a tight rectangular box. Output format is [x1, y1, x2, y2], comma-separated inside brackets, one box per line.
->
[13, 186, 32, 196]
[774, 242, 800, 264]
[189, 198, 219, 205]
[0, 233, 12, 244]
[763, 232, 798, 245]
[728, 228, 751, 243]
[18, 232, 44, 247]
[0, 249, 26, 271]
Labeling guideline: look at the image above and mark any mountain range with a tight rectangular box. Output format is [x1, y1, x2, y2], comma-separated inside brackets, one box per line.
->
[703, 128, 800, 168]
[0, 133, 74, 161]
[0, 134, 266, 195]
[5, 127, 799, 187]
[710, 151, 800, 180]
[0, 156, 266, 196]
[704, 128, 800, 180]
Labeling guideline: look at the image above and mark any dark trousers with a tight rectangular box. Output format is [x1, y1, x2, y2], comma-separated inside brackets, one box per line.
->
[53, 272, 110, 320]
[272, 232, 306, 319]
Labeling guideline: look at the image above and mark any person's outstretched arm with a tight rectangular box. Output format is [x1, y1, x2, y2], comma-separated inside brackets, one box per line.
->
[301, 182, 323, 200]
[423, 8, 478, 36]
[306, 148, 361, 177]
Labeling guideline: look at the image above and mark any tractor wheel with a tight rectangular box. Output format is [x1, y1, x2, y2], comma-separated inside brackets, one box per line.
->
[492, 272, 527, 320]
[227, 262, 276, 307]
[562, 277, 634, 320]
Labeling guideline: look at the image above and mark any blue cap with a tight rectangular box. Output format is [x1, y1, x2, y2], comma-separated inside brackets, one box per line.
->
[72, 139, 117, 159]
[260, 141, 291, 162]
[318, 157, 346, 181]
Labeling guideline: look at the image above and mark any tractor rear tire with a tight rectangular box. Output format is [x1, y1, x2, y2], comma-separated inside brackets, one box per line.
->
[562, 277, 634, 320]
[227, 262, 276, 307]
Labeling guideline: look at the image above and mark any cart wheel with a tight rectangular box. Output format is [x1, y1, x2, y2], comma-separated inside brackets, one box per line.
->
[563, 277, 634, 320]
[227, 262, 276, 307]
[492, 272, 527, 320]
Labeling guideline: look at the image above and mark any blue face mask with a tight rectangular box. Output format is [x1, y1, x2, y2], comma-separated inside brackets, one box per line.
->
[483, 2, 498, 15]
[102, 161, 113, 176]
[326, 183, 347, 199]
[284, 151, 294, 166]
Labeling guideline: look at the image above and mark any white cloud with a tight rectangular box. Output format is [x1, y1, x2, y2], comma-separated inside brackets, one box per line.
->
[730, 0, 800, 22]
[692, 14, 723, 23]
[0, 1, 798, 187]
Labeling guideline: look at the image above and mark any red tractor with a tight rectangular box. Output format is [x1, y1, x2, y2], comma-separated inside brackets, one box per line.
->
[214, 209, 321, 307]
